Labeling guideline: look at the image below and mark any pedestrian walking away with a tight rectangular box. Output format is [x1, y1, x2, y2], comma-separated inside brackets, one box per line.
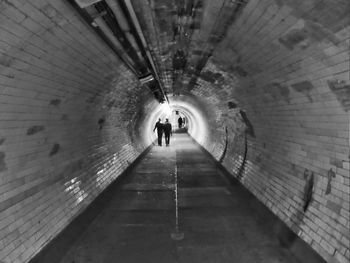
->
[178, 116, 183, 128]
[163, 118, 172, 146]
[153, 118, 164, 146]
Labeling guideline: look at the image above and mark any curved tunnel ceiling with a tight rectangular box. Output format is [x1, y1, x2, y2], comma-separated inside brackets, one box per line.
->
[0, 1, 349, 263]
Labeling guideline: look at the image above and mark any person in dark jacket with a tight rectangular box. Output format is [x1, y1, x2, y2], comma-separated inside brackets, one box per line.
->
[178, 117, 183, 128]
[163, 118, 172, 146]
[153, 118, 163, 146]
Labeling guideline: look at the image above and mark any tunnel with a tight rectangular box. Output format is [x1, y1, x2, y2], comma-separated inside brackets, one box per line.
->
[0, 0, 349, 262]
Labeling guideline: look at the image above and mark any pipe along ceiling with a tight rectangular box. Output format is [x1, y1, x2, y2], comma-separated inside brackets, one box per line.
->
[69, 0, 168, 103]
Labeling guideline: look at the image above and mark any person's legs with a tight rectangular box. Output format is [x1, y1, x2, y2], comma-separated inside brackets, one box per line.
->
[165, 133, 170, 145]
[158, 132, 162, 146]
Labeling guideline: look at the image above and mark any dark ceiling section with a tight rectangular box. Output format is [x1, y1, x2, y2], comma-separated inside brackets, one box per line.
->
[131, 0, 249, 95]
[184, 0, 248, 91]
[171, 0, 203, 95]
[128, 0, 205, 96]
[67, 0, 168, 103]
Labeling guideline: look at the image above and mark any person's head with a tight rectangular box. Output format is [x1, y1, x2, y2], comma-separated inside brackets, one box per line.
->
[158, 118, 161, 122]
[166, 118, 169, 122]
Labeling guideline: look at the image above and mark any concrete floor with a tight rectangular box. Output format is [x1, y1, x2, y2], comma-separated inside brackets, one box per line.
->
[58, 133, 302, 263]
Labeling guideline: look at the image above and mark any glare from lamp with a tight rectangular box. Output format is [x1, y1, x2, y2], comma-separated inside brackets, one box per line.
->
[159, 102, 172, 117]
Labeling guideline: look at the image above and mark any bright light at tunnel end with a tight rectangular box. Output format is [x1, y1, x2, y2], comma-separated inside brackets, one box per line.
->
[143, 96, 208, 146]
[159, 102, 172, 117]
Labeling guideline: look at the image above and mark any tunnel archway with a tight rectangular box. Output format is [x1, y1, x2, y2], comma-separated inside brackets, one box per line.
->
[143, 95, 211, 146]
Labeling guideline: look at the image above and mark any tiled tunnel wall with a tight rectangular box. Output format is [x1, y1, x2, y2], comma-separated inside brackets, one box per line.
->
[0, 1, 349, 263]
[190, 1, 350, 262]
[0, 1, 154, 262]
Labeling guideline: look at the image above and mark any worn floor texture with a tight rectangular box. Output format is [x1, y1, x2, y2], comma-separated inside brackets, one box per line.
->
[57, 133, 312, 263]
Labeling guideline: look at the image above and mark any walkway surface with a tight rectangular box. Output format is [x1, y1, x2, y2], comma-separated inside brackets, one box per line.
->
[59, 133, 301, 263]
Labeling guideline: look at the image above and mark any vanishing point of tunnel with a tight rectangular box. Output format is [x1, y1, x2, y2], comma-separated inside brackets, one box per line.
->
[0, 0, 349, 263]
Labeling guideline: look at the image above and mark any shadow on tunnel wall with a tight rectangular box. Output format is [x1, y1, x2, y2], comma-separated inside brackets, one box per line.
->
[231, 109, 255, 181]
